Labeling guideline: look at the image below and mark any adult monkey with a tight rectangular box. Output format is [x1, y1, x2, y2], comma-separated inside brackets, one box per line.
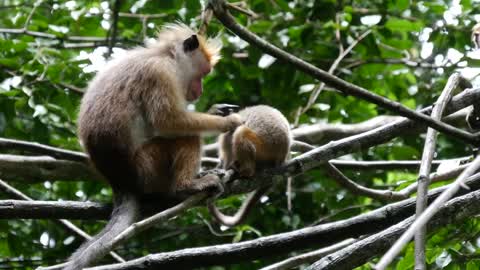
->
[65, 24, 242, 269]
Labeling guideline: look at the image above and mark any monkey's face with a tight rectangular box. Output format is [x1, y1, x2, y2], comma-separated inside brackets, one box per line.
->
[177, 34, 214, 102]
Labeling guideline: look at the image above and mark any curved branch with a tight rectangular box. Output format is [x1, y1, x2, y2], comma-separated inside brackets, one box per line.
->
[208, 0, 477, 144]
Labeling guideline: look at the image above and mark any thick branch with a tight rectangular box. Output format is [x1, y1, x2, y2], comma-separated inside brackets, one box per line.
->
[85, 174, 480, 269]
[0, 154, 100, 183]
[209, 0, 477, 144]
[0, 200, 111, 219]
[0, 137, 87, 162]
[308, 187, 480, 270]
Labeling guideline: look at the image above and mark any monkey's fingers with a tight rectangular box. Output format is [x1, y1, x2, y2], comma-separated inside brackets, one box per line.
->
[207, 104, 240, 116]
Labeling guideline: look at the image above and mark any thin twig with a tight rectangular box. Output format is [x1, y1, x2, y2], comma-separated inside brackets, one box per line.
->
[225, 2, 258, 18]
[399, 163, 469, 196]
[414, 73, 460, 269]
[23, 0, 41, 29]
[296, 29, 372, 126]
[208, 0, 478, 145]
[0, 179, 124, 263]
[199, 5, 213, 36]
[335, 13, 344, 54]
[327, 163, 408, 201]
[259, 239, 357, 270]
[375, 155, 480, 269]
[330, 158, 469, 171]
[0, 28, 140, 44]
[310, 204, 373, 225]
[107, 0, 122, 57]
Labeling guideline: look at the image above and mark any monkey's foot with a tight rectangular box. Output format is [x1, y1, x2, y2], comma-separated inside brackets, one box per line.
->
[175, 174, 224, 197]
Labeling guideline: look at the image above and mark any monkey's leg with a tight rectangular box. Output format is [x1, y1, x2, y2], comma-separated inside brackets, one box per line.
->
[171, 136, 222, 196]
[134, 137, 174, 194]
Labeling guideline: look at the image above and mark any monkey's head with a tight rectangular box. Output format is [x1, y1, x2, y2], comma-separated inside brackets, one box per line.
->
[154, 23, 222, 102]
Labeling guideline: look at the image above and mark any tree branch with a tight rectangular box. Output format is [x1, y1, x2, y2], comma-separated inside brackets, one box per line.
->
[0, 200, 111, 219]
[308, 187, 480, 270]
[0, 159, 468, 220]
[330, 158, 469, 171]
[295, 29, 372, 125]
[414, 72, 459, 269]
[0, 154, 100, 183]
[327, 163, 408, 201]
[84, 174, 480, 269]
[0, 28, 140, 44]
[0, 179, 123, 263]
[0, 87, 477, 187]
[259, 239, 357, 270]
[376, 155, 480, 269]
[208, 0, 477, 144]
[0, 137, 87, 162]
[107, 0, 122, 57]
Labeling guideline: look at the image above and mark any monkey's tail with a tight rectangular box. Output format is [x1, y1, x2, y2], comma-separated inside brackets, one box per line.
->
[207, 186, 269, 227]
[63, 191, 140, 270]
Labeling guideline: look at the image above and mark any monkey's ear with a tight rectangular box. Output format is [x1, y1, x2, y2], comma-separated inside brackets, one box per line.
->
[183, 34, 199, 52]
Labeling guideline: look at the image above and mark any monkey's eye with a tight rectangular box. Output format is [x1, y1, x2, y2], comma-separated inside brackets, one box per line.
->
[183, 34, 199, 52]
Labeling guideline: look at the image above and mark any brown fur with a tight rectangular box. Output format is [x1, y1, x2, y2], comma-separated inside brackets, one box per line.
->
[209, 105, 291, 226]
[65, 23, 241, 270]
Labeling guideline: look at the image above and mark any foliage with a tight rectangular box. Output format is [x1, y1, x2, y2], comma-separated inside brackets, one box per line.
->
[0, 0, 479, 269]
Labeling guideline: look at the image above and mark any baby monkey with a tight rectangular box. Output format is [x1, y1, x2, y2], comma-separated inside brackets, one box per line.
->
[209, 105, 291, 226]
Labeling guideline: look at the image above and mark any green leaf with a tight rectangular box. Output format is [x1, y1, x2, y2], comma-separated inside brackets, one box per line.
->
[385, 18, 423, 32]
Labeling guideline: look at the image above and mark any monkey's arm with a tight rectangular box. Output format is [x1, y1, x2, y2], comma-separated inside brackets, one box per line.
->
[156, 112, 242, 136]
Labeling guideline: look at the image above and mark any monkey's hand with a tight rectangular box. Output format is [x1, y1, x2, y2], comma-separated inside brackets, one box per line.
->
[223, 113, 243, 132]
[207, 103, 240, 116]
